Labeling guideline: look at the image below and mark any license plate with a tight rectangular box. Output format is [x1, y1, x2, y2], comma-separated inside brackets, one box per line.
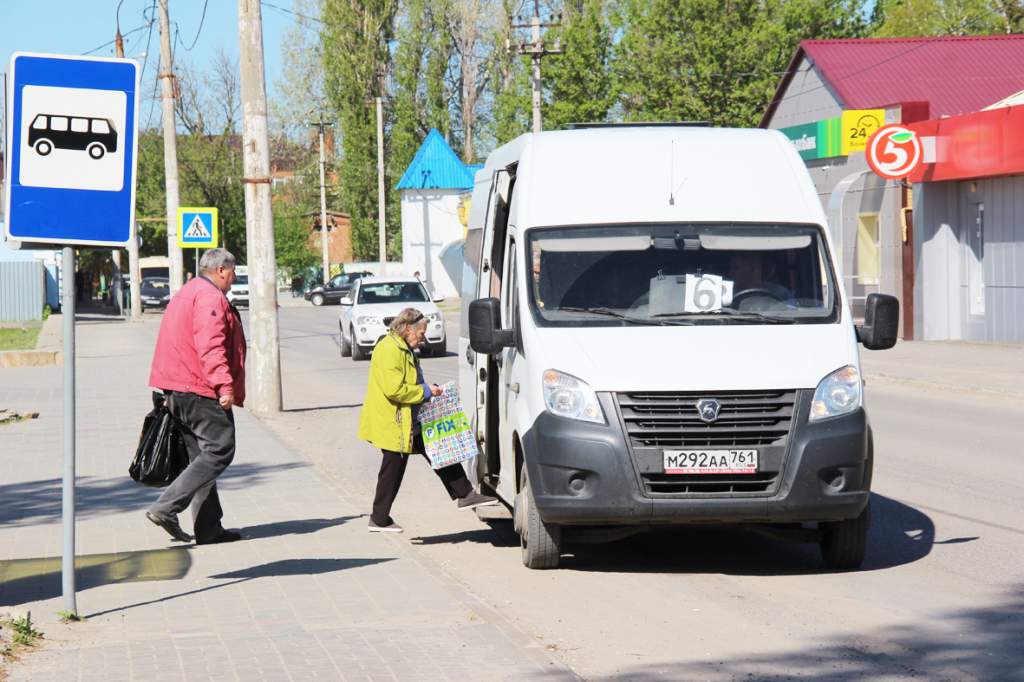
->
[663, 449, 758, 474]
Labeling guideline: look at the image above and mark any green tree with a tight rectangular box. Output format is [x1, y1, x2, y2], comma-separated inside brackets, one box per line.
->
[488, 0, 530, 146]
[322, 0, 399, 261]
[873, 0, 1003, 36]
[612, 0, 871, 128]
[426, 0, 456, 138]
[543, 0, 615, 130]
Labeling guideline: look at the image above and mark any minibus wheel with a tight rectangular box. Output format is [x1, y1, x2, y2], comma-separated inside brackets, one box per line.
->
[87, 143, 106, 160]
[819, 502, 869, 570]
[34, 139, 53, 156]
[518, 468, 561, 569]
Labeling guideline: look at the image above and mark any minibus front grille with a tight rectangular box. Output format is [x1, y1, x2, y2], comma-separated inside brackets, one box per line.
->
[641, 472, 778, 495]
[616, 389, 797, 449]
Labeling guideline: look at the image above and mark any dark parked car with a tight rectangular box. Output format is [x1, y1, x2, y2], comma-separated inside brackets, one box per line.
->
[140, 277, 171, 310]
[304, 272, 372, 306]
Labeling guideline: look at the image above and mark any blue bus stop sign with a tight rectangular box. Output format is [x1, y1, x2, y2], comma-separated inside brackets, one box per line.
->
[3, 53, 140, 247]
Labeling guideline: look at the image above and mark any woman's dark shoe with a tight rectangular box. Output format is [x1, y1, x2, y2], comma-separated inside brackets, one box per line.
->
[457, 491, 499, 510]
[196, 529, 243, 545]
[145, 511, 194, 543]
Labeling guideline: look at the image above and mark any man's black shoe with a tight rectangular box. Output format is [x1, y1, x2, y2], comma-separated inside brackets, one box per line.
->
[196, 529, 243, 545]
[145, 511, 194, 543]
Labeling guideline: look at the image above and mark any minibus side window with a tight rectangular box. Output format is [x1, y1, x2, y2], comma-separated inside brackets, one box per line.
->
[71, 118, 88, 133]
[91, 119, 110, 134]
[50, 116, 69, 132]
[31, 116, 48, 130]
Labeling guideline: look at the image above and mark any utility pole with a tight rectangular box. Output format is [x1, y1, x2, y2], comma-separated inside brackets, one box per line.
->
[375, 86, 386, 270]
[308, 114, 333, 286]
[158, 0, 184, 292]
[237, 0, 282, 414]
[512, 1, 562, 133]
[116, 27, 143, 321]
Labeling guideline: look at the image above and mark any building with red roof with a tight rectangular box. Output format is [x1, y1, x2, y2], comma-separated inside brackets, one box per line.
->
[761, 35, 1024, 342]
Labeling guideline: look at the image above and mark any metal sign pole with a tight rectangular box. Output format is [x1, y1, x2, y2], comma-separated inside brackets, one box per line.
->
[61, 246, 77, 616]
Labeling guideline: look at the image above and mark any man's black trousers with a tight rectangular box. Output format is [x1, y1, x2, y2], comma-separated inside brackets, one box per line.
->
[149, 391, 234, 542]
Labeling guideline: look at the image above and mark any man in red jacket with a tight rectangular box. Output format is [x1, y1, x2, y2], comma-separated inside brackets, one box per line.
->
[145, 248, 247, 545]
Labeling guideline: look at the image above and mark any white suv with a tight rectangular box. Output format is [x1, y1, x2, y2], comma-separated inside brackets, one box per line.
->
[339, 276, 445, 360]
[226, 273, 249, 308]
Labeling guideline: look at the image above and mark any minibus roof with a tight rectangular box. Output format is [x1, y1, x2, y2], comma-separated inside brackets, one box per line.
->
[476, 126, 826, 230]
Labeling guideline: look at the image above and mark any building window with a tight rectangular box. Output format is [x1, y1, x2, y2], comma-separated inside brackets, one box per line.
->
[857, 212, 881, 285]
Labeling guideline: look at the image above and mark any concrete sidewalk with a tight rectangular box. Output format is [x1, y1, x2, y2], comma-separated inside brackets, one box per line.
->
[0, 316, 572, 681]
[859, 340, 1024, 399]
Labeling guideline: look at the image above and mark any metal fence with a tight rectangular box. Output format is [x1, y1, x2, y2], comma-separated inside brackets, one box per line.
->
[0, 261, 46, 321]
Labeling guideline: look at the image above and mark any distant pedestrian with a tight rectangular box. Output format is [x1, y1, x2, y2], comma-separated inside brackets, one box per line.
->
[145, 248, 247, 545]
[359, 308, 496, 532]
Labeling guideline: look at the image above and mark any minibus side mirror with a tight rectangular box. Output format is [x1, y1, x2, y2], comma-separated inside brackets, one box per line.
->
[857, 293, 899, 350]
[469, 298, 513, 354]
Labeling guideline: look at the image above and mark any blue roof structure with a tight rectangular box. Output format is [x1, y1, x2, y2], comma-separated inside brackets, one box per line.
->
[396, 129, 476, 191]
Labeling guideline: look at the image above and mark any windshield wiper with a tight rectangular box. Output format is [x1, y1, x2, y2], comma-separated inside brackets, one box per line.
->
[557, 306, 693, 326]
[651, 309, 796, 324]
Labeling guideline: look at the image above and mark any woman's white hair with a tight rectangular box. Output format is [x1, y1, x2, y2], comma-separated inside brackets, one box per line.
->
[389, 307, 427, 335]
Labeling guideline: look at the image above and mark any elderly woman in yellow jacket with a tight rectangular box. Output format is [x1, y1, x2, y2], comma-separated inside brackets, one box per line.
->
[358, 308, 496, 532]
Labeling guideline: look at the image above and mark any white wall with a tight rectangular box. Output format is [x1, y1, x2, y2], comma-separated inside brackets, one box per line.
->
[400, 189, 466, 299]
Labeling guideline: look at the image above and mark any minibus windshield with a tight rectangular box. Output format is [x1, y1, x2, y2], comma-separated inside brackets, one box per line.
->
[526, 223, 839, 326]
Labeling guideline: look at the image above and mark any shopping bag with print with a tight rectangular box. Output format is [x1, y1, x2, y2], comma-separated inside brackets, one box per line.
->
[418, 382, 478, 470]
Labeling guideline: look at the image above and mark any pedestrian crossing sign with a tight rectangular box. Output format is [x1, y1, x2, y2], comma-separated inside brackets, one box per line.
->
[176, 207, 218, 248]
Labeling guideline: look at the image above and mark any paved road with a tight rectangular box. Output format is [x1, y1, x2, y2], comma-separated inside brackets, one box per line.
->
[262, 303, 1024, 680]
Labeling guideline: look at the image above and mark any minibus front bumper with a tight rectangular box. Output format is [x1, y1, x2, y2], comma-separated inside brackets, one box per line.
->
[520, 392, 871, 526]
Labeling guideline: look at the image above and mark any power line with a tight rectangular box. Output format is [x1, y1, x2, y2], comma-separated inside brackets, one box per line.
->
[178, 0, 210, 51]
[138, 0, 158, 76]
[81, 23, 148, 56]
[261, 1, 323, 25]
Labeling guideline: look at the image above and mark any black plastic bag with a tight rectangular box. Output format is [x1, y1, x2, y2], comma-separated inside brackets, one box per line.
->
[129, 392, 190, 487]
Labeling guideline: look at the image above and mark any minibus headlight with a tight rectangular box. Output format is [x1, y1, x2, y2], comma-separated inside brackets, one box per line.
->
[542, 370, 605, 424]
[810, 365, 862, 422]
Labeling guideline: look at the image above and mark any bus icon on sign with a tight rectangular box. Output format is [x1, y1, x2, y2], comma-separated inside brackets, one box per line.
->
[29, 113, 118, 159]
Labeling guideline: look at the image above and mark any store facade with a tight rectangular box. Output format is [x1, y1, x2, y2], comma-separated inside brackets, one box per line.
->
[870, 106, 1024, 342]
[761, 36, 1024, 338]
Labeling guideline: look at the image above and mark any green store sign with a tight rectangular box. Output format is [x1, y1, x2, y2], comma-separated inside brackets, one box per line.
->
[780, 109, 885, 160]
[780, 119, 842, 160]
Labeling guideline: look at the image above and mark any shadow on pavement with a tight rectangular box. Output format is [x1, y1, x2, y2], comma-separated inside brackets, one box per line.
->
[0, 547, 192, 607]
[210, 557, 394, 580]
[416, 494, 934, 576]
[84, 558, 395, 619]
[411, 522, 518, 548]
[561, 493, 933, 575]
[577, 587, 1024, 681]
[0, 462, 307, 527]
[242, 515, 364, 540]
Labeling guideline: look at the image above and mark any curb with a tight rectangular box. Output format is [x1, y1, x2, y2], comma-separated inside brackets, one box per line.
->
[0, 350, 62, 368]
[864, 371, 1024, 401]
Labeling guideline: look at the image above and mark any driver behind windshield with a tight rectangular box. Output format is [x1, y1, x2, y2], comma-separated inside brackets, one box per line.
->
[722, 251, 797, 309]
